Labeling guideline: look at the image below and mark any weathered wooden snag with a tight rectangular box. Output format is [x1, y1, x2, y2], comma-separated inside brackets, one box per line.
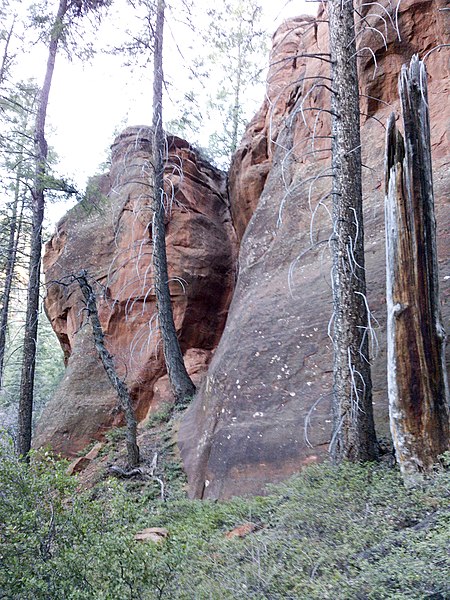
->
[385, 55, 449, 480]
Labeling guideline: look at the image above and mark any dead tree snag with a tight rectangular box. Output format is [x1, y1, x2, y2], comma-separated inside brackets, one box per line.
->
[385, 56, 449, 480]
[76, 271, 140, 468]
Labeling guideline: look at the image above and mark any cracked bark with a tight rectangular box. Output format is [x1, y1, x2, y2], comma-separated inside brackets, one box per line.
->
[328, 0, 377, 462]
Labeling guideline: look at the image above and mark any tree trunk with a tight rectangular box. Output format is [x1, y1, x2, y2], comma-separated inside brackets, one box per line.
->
[17, 0, 68, 459]
[230, 34, 242, 156]
[76, 271, 140, 468]
[328, 0, 377, 462]
[385, 56, 449, 480]
[0, 169, 25, 389]
[151, 0, 196, 405]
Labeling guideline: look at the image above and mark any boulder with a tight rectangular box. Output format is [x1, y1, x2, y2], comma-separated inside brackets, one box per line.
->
[225, 522, 259, 539]
[134, 527, 169, 543]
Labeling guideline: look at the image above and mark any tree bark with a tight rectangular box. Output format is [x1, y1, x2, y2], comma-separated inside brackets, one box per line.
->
[76, 271, 140, 468]
[0, 168, 25, 389]
[385, 56, 449, 480]
[230, 32, 242, 156]
[328, 0, 377, 462]
[17, 0, 68, 459]
[151, 0, 195, 405]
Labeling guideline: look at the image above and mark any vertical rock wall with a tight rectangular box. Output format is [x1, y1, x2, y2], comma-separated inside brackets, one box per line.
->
[178, 0, 450, 498]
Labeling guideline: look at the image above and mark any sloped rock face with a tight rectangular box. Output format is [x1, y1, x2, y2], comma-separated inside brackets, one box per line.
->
[34, 128, 237, 457]
[179, 0, 450, 498]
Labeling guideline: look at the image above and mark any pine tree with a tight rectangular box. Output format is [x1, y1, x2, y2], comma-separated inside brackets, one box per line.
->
[17, 0, 110, 459]
[328, 0, 377, 462]
[166, 0, 267, 166]
[0, 83, 38, 391]
[204, 0, 267, 162]
[151, 0, 196, 404]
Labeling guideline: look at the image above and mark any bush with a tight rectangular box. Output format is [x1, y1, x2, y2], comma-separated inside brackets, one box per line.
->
[0, 443, 448, 599]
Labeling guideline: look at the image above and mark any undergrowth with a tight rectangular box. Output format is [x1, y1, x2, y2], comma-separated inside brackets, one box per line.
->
[0, 434, 448, 599]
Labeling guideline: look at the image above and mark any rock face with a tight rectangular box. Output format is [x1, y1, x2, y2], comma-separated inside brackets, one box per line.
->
[178, 0, 450, 498]
[34, 128, 237, 456]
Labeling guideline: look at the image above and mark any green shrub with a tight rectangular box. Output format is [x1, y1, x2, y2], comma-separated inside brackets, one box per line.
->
[104, 427, 127, 445]
[146, 403, 173, 428]
[0, 442, 448, 599]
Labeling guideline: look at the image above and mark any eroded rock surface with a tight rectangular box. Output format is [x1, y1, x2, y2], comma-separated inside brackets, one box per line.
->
[178, 0, 450, 498]
[34, 128, 237, 456]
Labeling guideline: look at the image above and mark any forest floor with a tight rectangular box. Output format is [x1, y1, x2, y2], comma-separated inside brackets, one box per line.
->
[1, 407, 449, 599]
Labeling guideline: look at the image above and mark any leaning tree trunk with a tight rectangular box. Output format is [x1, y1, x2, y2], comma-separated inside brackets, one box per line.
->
[385, 56, 449, 481]
[151, 0, 195, 405]
[328, 0, 378, 462]
[17, 0, 68, 458]
[76, 271, 140, 468]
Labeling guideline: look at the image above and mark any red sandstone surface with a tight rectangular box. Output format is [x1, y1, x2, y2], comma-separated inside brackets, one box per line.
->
[34, 128, 237, 456]
[178, 0, 450, 498]
[36, 1, 449, 499]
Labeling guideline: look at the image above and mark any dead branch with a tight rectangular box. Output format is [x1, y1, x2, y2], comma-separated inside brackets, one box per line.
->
[75, 270, 140, 468]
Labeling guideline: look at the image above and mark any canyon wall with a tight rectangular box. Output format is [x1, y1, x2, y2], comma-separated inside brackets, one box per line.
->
[178, 0, 450, 498]
[36, 0, 449, 499]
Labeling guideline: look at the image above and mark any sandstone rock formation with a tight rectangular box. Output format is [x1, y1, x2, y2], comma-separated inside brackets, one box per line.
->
[178, 0, 450, 498]
[36, 0, 449, 498]
[34, 128, 237, 456]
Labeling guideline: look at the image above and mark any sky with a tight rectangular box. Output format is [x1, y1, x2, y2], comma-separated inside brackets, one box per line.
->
[15, 0, 318, 223]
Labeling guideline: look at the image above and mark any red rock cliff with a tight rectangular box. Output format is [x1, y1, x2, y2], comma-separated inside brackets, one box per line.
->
[178, 0, 450, 498]
[34, 128, 237, 456]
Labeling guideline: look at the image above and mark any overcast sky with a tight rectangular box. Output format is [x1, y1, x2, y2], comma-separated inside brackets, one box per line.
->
[18, 0, 317, 223]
